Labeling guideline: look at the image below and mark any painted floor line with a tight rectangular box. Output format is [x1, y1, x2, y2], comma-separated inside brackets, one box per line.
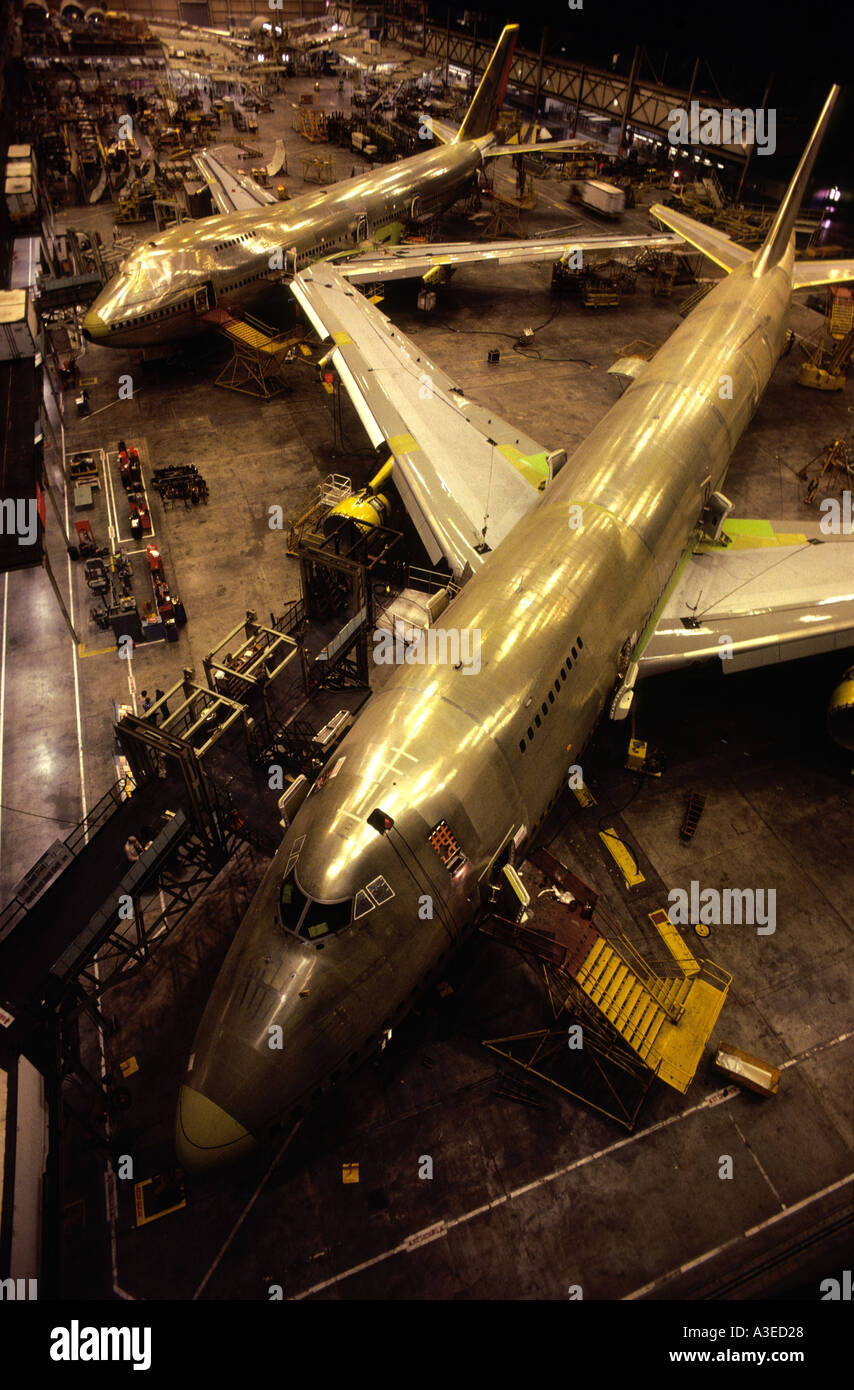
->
[62, 422, 88, 825]
[291, 1029, 853, 1300]
[0, 572, 8, 870]
[623, 1171, 854, 1300]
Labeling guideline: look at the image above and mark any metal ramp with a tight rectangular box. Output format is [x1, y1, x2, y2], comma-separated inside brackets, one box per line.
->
[204, 307, 302, 398]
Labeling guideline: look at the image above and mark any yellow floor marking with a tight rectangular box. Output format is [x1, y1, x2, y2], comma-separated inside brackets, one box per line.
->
[599, 827, 645, 887]
[78, 642, 118, 658]
[134, 1177, 186, 1227]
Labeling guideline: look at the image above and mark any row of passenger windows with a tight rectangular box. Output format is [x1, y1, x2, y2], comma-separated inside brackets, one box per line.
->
[223, 269, 265, 292]
[519, 634, 584, 754]
[214, 231, 254, 251]
[112, 301, 187, 330]
[117, 207, 402, 330]
[297, 210, 398, 266]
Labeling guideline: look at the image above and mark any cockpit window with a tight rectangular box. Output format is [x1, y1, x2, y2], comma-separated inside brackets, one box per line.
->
[280, 875, 308, 932]
[278, 872, 351, 939]
[300, 898, 352, 940]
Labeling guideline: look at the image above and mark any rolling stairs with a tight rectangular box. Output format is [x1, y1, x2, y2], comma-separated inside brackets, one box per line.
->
[203, 308, 302, 399]
[573, 909, 728, 1093]
[482, 850, 731, 1120]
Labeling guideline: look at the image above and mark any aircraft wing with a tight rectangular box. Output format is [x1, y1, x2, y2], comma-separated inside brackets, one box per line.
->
[638, 521, 854, 676]
[336, 231, 682, 284]
[192, 149, 278, 213]
[291, 264, 555, 578]
[793, 260, 854, 290]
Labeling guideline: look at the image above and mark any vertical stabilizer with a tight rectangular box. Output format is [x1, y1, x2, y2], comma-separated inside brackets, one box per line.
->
[456, 24, 518, 142]
[753, 86, 840, 276]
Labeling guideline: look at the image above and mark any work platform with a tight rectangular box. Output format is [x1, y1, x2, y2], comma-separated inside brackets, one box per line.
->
[204, 307, 307, 398]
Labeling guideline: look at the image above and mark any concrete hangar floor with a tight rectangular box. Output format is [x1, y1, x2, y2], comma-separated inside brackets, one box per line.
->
[6, 82, 853, 1302]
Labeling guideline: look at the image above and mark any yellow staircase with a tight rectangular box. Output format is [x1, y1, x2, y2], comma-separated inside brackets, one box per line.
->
[829, 295, 854, 339]
[205, 309, 304, 398]
[572, 924, 730, 1093]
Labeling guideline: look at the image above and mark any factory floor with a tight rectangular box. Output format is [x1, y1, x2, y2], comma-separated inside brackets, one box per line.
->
[3, 70, 853, 1301]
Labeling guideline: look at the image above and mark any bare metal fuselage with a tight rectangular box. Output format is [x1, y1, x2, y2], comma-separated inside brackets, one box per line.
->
[83, 139, 486, 349]
[177, 247, 792, 1168]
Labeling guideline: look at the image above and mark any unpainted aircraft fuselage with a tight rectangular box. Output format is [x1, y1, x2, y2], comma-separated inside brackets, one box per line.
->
[82, 137, 487, 350]
[176, 246, 793, 1169]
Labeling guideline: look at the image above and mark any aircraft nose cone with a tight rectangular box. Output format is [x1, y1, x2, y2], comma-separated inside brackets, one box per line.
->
[175, 1085, 258, 1172]
[81, 306, 107, 343]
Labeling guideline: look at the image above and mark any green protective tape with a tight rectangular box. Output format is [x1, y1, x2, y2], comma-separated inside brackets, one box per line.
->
[498, 444, 549, 489]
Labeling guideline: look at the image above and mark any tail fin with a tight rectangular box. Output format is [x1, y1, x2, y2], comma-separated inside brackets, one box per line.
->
[456, 24, 518, 142]
[753, 86, 840, 276]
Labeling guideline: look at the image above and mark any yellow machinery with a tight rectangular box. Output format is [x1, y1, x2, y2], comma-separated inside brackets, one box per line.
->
[482, 850, 731, 1129]
[798, 324, 854, 391]
[208, 309, 306, 398]
[326, 458, 393, 533]
[828, 665, 854, 751]
[798, 438, 853, 503]
[301, 154, 336, 185]
[296, 108, 328, 142]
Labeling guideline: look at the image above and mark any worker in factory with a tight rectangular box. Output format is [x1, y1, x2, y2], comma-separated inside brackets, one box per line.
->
[124, 834, 144, 863]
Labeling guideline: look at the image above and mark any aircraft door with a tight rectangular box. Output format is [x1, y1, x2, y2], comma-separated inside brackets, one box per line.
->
[355, 212, 370, 243]
[193, 283, 215, 314]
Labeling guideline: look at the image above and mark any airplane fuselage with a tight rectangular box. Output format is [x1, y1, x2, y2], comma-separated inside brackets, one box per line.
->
[176, 247, 793, 1169]
[83, 138, 487, 350]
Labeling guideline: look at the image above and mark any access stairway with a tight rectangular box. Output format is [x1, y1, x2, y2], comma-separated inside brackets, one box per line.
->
[204, 308, 303, 398]
[482, 851, 731, 1110]
[573, 922, 726, 1093]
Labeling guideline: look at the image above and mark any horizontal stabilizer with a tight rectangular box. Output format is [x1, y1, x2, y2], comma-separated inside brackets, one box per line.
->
[649, 204, 752, 274]
[485, 138, 599, 159]
[793, 259, 854, 291]
[418, 114, 456, 145]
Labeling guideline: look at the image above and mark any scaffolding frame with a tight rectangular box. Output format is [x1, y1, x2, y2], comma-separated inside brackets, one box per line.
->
[485, 962, 656, 1131]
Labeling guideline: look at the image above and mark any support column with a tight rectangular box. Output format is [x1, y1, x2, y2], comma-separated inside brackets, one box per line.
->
[532, 28, 548, 132]
[618, 44, 641, 156]
[737, 74, 773, 202]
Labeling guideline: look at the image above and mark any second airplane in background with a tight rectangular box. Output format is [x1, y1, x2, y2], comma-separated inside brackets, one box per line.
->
[82, 24, 678, 351]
